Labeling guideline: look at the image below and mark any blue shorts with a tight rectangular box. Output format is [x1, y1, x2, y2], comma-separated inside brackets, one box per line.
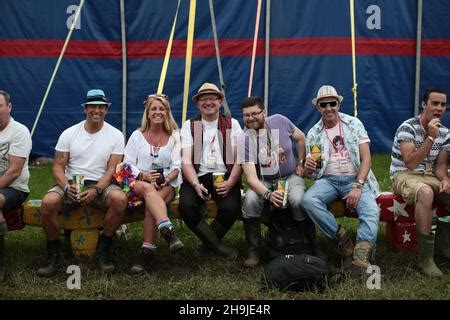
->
[0, 187, 28, 212]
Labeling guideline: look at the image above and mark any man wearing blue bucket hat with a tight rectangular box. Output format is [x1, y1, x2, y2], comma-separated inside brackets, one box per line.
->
[37, 89, 127, 277]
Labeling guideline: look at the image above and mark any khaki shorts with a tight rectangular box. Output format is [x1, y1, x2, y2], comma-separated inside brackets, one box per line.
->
[392, 171, 450, 206]
[47, 182, 121, 212]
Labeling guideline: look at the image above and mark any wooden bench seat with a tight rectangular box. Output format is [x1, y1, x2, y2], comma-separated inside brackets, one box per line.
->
[7, 192, 450, 257]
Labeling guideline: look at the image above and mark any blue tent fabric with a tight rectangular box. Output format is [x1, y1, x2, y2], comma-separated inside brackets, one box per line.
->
[0, 0, 449, 157]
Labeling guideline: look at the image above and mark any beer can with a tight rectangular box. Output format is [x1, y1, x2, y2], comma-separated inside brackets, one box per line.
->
[151, 162, 166, 185]
[213, 172, 225, 189]
[310, 144, 322, 169]
[276, 179, 289, 209]
[72, 174, 85, 199]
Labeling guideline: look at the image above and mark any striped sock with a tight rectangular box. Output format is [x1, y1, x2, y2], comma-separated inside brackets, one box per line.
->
[157, 218, 173, 231]
[142, 242, 157, 251]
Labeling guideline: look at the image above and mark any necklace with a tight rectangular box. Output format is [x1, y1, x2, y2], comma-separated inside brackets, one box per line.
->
[147, 130, 162, 158]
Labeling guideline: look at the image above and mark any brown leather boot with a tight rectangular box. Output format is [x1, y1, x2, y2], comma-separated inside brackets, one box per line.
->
[352, 241, 375, 270]
[335, 226, 354, 269]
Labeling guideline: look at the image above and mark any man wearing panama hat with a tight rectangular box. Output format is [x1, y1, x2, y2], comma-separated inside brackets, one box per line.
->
[37, 89, 127, 277]
[179, 82, 242, 259]
[301, 85, 381, 273]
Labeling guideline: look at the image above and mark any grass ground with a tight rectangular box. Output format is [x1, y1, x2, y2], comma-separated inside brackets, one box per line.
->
[0, 154, 449, 300]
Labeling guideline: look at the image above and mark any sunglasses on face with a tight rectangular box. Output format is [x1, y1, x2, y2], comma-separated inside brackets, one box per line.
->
[318, 101, 338, 108]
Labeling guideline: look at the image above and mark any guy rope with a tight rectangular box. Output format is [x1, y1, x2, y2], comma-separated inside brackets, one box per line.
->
[31, 0, 85, 137]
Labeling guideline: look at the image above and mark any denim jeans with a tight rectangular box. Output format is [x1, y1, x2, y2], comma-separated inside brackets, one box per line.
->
[242, 173, 306, 221]
[301, 175, 379, 245]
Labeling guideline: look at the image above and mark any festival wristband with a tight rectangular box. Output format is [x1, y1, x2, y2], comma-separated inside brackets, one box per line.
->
[63, 184, 70, 195]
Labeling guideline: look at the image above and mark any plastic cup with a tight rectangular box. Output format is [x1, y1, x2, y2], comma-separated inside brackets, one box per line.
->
[212, 172, 225, 190]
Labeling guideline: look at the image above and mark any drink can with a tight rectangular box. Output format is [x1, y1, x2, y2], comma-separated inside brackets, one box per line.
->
[276, 179, 289, 209]
[155, 167, 165, 185]
[152, 163, 165, 186]
[310, 144, 322, 169]
[213, 172, 225, 189]
[72, 174, 84, 199]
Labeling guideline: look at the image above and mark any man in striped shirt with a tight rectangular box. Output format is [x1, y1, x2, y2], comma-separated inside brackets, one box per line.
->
[390, 87, 450, 277]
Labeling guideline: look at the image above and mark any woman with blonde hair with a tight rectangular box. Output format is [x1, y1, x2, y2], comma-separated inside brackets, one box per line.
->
[121, 94, 183, 274]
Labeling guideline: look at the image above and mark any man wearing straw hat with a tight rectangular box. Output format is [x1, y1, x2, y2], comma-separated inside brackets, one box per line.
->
[179, 82, 242, 259]
[37, 89, 127, 277]
[0, 90, 32, 282]
[301, 85, 380, 273]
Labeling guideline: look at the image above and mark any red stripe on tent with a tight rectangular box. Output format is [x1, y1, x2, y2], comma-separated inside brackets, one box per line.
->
[0, 40, 121, 58]
[270, 38, 417, 56]
[422, 39, 450, 56]
[0, 38, 449, 58]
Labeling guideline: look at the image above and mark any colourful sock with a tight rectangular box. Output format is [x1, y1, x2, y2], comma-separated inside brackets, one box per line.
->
[0, 220, 7, 237]
[157, 218, 173, 231]
[142, 242, 157, 251]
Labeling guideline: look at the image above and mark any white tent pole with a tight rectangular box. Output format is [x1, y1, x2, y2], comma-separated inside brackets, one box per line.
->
[264, 0, 271, 111]
[414, 0, 423, 116]
[120, 0, 127, 137]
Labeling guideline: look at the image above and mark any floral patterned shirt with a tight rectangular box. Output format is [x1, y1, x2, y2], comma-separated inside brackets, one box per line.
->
[306, 112, 381, 197]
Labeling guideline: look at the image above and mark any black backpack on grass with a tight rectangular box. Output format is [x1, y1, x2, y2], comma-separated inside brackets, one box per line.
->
[265, 207, 316, 259]
[261, 253, 340, 293]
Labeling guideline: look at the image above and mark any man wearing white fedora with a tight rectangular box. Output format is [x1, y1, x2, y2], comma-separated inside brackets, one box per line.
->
[37, 89, 127, 277]
[179, 83, 242, 259]
[301, 85, 381, 272]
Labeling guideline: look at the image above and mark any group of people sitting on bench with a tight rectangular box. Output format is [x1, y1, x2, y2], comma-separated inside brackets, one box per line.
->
[0, 84, 448, 283]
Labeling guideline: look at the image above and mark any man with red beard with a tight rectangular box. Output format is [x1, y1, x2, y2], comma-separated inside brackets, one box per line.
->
[237, 96, 309, 268]
[390, 87, 450, 276]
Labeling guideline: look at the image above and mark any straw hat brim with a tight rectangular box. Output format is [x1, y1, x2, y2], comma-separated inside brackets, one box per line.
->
[312, 94, 343, 106]
[192, 90, 224, 102]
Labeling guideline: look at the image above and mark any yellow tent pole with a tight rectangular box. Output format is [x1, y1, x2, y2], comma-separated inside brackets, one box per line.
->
[350, 0, 358, 117]
[157, 0, 181, 95]
[182, 0, 196, 124]
[31, 0, 85, 137]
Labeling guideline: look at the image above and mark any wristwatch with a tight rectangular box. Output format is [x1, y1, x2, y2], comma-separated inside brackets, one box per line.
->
[357, 178, 365, 185]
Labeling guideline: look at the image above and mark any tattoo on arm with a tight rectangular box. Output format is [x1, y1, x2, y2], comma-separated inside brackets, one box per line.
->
[55, 151, 66, 160]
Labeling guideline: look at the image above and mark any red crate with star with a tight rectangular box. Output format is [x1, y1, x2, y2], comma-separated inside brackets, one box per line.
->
[377, 192, 450, 252]
[385, 221, 418, 251]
